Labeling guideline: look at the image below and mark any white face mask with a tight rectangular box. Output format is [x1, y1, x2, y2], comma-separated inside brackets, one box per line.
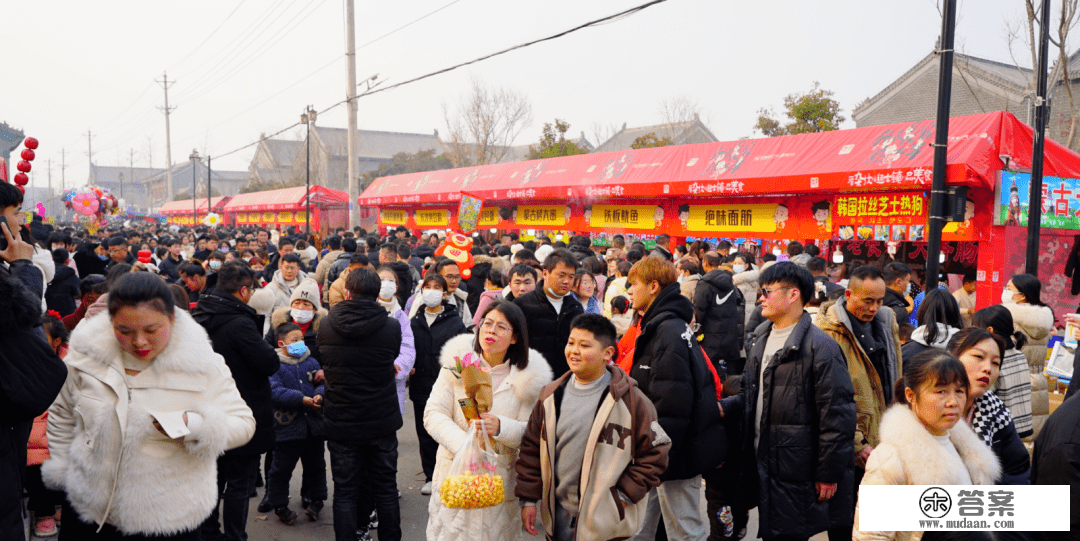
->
[291, 308, 314, 324]
[422, 288, 444, 308]
[208, 260, 222, 271]
[905, 282, 912, 296]
[546, 286, 568, 299]
[732, 264, 746, 274]
[677, 275, 686, 284]
[1001, 289, 1016, 304]
[380, 280, 397, 300]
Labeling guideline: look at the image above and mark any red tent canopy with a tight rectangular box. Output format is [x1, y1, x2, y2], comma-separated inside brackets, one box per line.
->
[224, 186, 348, 212]
[159, 196, 231, 215]
[359, 111, 1080, 206]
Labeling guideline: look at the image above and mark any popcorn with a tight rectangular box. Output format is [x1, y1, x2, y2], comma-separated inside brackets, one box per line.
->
[439, 473, 505, 509]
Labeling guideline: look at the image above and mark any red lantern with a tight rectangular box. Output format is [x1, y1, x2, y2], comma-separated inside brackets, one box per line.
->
[13, 173, 28, 185]
[17, 161, 31, 173]
[20, 149, 35, 161]
[15, 186, 24, 194]
[24, 137, 38, 150]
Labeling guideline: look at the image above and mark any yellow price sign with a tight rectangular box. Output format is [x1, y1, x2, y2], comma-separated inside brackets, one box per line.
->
[414, 209, 449, 227]
[685, 204, 783, 233]
[381, 209, 408, 225]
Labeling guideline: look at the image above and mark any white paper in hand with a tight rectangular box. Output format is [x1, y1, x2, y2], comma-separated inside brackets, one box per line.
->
[149, 410, 191, 439]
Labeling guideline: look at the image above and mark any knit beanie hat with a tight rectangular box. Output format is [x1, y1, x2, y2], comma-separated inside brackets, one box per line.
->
[290, 278, 321, 306]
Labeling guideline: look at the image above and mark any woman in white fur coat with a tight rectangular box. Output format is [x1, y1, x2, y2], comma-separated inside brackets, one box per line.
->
[1001, 274, 1056, 370]
[424, 299, 552, 541]
[43, 273, 255, 540]
[854, 349, 1000, 541]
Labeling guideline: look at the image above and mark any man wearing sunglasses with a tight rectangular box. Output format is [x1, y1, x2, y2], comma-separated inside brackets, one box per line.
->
[720, 262, 855, 541]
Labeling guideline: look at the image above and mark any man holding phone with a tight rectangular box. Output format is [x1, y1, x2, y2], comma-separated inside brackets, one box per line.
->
[0, 183, 42, 298]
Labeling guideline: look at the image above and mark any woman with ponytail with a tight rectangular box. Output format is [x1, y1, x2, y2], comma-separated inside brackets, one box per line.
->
[971, 306, 1035, 438]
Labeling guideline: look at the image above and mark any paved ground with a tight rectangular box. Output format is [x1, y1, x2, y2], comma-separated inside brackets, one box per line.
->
[26, 396, 831, 540]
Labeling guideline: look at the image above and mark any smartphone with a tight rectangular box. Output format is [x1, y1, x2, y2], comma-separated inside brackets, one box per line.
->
[0, 215, 8, 252]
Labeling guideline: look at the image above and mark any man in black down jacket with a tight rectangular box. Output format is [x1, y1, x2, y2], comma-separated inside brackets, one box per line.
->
[627, 257, 725, 541]
[513, 248, 583, 377]
[1032, 393, 1080, 535]
[192, 261, 280, 541]
[720, 263, 855, 541]
[693, 252, 745, 375]
[0, 204, 68, 541]
[317, 267, 403, 541]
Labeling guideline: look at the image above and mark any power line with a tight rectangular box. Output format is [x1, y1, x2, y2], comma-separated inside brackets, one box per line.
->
[179, 0, 331, 104]
[167, 0, 251, 72]
[209, 0, 669, 161]
[362, 0, 667, 97]
[355, 0, 464, 51]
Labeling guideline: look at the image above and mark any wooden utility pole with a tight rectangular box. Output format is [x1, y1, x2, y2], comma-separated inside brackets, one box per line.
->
[346, 0, 360, 227]
[157, 72, 176, 205]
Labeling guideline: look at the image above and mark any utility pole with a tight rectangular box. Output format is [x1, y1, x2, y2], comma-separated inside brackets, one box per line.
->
[207, 155, 212, 216]
[924, 0, 957, 285]
[46, 159, 53, 216]
[60, 148, 68, 221]
[129, 148, 136, 210]
[84, 130, 95, 184]
[346, 0, 360, 228]
[1027, 0, 1053, 275]
[157, 72, 176, 205]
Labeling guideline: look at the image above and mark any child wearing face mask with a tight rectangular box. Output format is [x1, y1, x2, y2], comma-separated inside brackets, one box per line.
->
[264, 279, 327, 363]
[266, 322, 328, 525]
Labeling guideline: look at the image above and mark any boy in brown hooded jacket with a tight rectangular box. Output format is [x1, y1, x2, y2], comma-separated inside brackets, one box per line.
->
[515, 314, 670, 541]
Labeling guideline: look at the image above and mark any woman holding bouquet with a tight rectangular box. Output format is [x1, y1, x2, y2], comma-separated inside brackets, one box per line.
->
[424, 299, 552, 540]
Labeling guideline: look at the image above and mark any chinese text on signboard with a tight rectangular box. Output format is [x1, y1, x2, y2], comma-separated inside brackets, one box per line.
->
[835, 193, 926, 225]
[587, 205, 657, 229]
[415, 209, 449, 227]
[380, 209, 407, 225]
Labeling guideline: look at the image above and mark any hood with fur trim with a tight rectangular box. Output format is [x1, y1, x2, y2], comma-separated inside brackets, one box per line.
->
[438, 333, 553, 406]
[1006, 303, 1055, 342]
[69, 308, 222, 376]
[876, 404, 1000, 485]
[270, 305, 328, 332]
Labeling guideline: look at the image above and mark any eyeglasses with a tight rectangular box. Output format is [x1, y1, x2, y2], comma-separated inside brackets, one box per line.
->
[480, 319, 512, 336]
[758, 286, 794, 298]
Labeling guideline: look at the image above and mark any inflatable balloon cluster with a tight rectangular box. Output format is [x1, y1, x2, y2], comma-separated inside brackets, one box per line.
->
[63, 186, 120, 233]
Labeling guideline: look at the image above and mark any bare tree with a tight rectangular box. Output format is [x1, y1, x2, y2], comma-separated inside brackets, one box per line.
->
[1005, 0, 1080, 148]
[443, 75, 533, 167]
[589, 121, 621, 148]
[656, 95, 711, 139]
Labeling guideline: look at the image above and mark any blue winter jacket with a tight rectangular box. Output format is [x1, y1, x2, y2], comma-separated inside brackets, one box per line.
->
[269, 349, 326, 442]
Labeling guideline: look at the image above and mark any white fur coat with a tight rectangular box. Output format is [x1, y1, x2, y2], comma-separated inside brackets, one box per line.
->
[42, 310, 255, 536]
[423, 333, 552, 541]
[853, 405, 1001, 541]
[1005, 302, 1056, 368]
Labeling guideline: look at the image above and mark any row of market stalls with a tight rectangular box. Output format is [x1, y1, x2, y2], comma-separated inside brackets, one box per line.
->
[158, 185, 350, 236]
[358, 111, 1080, 318]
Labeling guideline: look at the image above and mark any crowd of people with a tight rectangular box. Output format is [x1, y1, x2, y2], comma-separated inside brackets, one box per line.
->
[1, 175, 1078, 541]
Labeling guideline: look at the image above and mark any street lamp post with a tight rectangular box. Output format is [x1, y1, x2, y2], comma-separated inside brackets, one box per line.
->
[301, 105, 317, 236]
[117, 172, 124, 202]
[189, 149, 200, 226]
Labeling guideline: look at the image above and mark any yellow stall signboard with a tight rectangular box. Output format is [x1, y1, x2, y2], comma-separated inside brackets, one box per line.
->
[295, 211, 308, 224]
[414, 209, 450, 227]
[236, 213, 248, 224]
[381, 209, 408, 225]
[686, 204, 782, 233]
[516, 205, 568, 227]
[277, 212, 294, 223]
[585, 205, 658, 229]
[262, 212, 277, 223]
[478, 207, 500, 227]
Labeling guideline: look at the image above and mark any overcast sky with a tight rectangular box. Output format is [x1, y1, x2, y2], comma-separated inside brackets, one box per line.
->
[1, 0, 1060, 193]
